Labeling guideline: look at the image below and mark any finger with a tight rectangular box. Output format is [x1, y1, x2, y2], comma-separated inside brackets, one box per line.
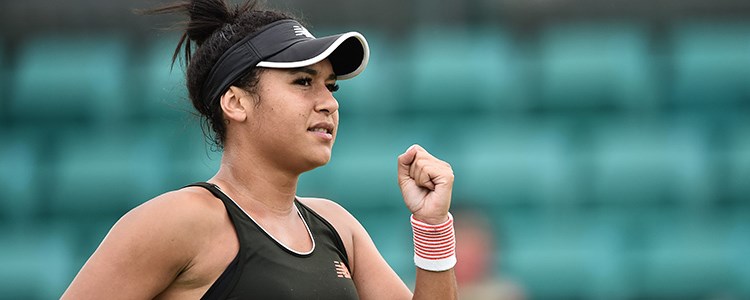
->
[408, 145, 430, 179]
[398, 144, 419, 183]
[411, 159, 425, 189]
[425, 162, 456, 189]
[415, 159, 445, 191]
[432, 167, 455, 191]
[412, 144, 438, 161]
[398, 144, 418, 168]
[409, 155, 418, 181]
[416, 165, 436, 191]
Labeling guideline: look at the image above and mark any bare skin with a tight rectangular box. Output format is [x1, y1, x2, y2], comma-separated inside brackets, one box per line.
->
[62, 59, 457, 300]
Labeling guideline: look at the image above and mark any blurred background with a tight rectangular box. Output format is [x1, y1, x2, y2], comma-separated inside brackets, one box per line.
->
[1, 0, 749, 299]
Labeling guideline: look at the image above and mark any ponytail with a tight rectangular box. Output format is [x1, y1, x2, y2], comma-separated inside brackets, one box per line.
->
[138, 0, 292, 149]
[138, 0, 245, 70]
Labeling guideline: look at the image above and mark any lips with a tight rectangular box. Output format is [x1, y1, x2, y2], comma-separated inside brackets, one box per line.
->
[309, 127, 331, 134]
[307, 122, 335, 141]
[307, 122, 334, 135]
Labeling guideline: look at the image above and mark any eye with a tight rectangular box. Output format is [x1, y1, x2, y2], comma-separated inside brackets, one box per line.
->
[326, 83, 340, 93]
[294, 77, 313, 86]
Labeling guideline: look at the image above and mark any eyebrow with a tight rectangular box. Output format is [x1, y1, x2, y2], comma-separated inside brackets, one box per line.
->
[288, 67, 337, 80]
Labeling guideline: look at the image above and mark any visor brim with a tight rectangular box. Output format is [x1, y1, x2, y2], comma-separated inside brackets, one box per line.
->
[256, 32, 370, 80]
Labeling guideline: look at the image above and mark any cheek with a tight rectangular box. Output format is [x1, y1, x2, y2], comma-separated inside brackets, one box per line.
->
[252, 87, 314, 136]
[250, 101, 286, 138]
[265, 100, 308, 134]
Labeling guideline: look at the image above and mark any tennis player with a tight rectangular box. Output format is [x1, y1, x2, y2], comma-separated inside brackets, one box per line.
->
[62, 0, 458, 298]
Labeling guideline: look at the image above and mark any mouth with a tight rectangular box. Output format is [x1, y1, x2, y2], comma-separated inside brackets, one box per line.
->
[307, 122, 335, 140]
[308, 127, 332, 134]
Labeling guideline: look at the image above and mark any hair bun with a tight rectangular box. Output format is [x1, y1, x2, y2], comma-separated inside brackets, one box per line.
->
[185, 0, 231, 46]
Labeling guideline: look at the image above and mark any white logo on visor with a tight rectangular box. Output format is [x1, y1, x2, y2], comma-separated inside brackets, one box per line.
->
[293, 25, 315, 38]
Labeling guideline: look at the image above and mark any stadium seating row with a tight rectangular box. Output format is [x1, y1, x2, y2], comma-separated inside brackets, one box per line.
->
[1, 20, 749, 300]
[0, 208, 747, 299]
[2, 21, 749, 121]
[1, 115, 748, 219]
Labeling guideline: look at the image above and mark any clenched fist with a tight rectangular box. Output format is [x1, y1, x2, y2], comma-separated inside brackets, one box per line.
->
[397, 144, 454, 225]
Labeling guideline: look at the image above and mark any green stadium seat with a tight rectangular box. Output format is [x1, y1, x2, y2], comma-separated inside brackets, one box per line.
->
[670, 22, 750, 108]
[0, 39, 6, 111]
[353, 209, 413, 281]
[727, 210, 750, 297]
[0, 227, 75, 299]
[300, 116, 448, 209]
[451, 117, 579, 206]
[163, 119, 222, 187]
[726, 121, 750, 202]
[502, 211, 628, 298]
[321, 29, 406, 115]
[317, 148, 402, 209]
[307, 123, 407, 209]
[538, 22, 657, 110]
[406, 26, 525, 113]
[48, 125, 170, 216]
[296, 168, 334, 201]
[0, 130, 40, 223]
[637, 210, 740, 298]
[589, 119, 713, 206]
[57, 217, 122, 280]
[137, 35, 192, 119]
[11, 34, 129, 122]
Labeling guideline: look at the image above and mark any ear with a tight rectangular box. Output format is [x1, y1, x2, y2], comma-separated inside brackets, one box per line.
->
[220, 86, 250, 122]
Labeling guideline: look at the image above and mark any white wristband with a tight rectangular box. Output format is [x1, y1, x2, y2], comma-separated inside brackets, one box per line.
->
[411, 213, 456, 272]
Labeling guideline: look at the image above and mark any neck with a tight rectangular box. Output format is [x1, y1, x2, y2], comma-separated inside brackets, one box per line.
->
[210, 144, 300, 216]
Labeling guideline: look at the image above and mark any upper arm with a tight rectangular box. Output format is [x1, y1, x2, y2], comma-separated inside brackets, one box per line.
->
[349, 214, 413, 300]
[62, 191, 213, 299]
[298, 198, 413, 300]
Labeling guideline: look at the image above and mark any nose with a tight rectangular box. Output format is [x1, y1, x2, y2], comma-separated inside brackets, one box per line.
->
[315, 86, 339, 115]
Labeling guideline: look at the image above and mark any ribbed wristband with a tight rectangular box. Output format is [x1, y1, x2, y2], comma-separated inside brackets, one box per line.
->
[411, 213, 456, 272]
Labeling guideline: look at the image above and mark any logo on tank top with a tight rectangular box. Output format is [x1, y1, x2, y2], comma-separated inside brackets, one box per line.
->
[333, 261, 351, 279]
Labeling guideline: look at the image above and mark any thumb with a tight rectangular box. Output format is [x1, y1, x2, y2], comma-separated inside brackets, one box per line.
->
[397, 145, 418, 182]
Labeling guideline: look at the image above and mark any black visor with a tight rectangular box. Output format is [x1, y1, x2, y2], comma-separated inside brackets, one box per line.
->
[202, 19, 370, 104]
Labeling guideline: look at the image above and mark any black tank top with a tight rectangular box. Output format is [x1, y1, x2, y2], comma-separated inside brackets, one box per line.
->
[185, 182, 359, 300]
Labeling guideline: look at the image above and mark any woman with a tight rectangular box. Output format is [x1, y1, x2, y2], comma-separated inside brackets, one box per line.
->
[62, 0, 457, 298]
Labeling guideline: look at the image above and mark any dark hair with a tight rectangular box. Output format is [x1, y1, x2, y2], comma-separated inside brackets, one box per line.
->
[142, 0, 293, 149]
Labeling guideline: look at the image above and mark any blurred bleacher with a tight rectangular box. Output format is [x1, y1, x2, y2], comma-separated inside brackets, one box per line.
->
[1, 0, 750, 299]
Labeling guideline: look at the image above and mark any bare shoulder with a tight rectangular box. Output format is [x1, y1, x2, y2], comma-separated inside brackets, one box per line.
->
[296, 197, 349, 214]
[122, 187, 227, 236]
[62, 186, 231, 299]
[137, 186, 226, 222]
[92, 185, 234, 275]
[107, 186, 229, 257]
[296, 197, 360, 227]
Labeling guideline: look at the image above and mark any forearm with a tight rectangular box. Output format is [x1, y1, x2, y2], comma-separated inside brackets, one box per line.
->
[413, 268, 458, 300]
[397, 145, 458, 299]
[409, 214, 458, 300]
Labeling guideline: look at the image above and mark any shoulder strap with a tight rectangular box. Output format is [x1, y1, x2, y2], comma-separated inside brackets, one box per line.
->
[295, 200, 352, 268]
[184, 182, 228, 202]
[184, 182, 245, 300]
[183, 181, 250, 234]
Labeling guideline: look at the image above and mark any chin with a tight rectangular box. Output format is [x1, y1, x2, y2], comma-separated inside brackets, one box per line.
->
[298, 153, 332, 173]
[312, 154, 332, 168]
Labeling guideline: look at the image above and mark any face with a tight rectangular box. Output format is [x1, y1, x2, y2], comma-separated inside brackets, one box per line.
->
[234, 59, 340, 174]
